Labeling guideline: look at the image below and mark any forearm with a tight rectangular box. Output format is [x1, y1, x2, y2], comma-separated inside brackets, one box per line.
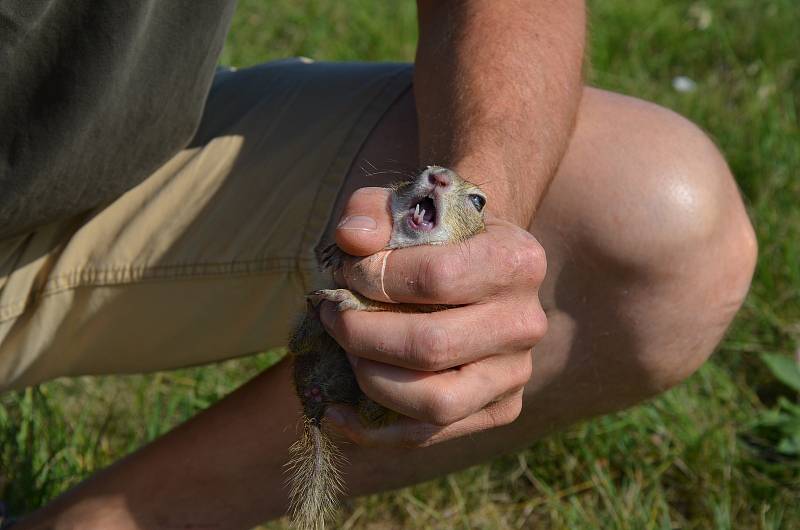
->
[415, 0, 586, 225]
[17, 360, 300, 530]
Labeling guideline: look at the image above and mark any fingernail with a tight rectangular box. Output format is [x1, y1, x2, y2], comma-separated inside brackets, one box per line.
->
[346, 353, 359, 369]
[337, 215, 377, 231]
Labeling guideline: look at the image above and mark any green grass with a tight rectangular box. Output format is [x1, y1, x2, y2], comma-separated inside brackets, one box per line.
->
[2, 0, 799, 528]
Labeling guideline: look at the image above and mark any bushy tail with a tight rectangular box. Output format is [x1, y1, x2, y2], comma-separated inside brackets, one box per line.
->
[286, 418, 345, 530]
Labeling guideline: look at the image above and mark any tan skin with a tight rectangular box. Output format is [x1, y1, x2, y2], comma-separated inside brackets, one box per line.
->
[318, 0, 585, 444]
[17, 1, 758, 529]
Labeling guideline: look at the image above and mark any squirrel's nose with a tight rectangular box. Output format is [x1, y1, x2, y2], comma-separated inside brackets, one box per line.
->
[428, 168, 452, 188]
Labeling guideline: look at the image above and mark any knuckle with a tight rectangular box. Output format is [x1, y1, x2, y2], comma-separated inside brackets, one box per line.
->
[513, 307, 548, 348]
[492, 243, 524, 279]
[491, 238, 545, 285]
[488, 395, 523, 428]
[350, 360, 385, 396]
[517, 238, 547, 283]
[527, 308, 548, 343]
[332, 311, 358, 350]
[504, 397, 524, 425]
[415, 254, 462, 300]
[512, 355, 534, 388]
[495, 235, 545, 279]
[423, 389, 463, 426]
[333, 312, 363, 354]
[530, 243, 548, 283]
[406, 322, 451, 370]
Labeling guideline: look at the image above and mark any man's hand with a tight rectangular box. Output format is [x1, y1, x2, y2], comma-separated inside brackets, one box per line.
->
[320, 187, 547, 447]
[321, 0, 585, 447]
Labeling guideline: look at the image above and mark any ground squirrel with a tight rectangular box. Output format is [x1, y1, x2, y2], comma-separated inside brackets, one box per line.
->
[287, 166, 488, 529]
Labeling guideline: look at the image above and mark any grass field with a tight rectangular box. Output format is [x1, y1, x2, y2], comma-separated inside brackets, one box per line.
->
[2, 0, 799, 528]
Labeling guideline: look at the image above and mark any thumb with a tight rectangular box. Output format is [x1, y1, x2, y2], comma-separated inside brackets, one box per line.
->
[334, 187, 393, 256]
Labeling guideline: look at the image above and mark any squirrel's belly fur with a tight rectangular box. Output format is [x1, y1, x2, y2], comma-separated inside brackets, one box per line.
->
[288, 293, 402, 530]
[287, 308, 347, 530]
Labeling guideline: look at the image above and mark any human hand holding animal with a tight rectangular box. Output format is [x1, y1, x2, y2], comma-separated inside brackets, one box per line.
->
[321, 170, 548, 448]
[287, 167, 548, 528]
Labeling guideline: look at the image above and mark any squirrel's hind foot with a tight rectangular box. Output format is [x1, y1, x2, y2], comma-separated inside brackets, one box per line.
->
[310, 289, 374, 312]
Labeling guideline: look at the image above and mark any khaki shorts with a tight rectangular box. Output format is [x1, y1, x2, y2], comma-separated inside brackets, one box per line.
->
[0, 59, 413, 392]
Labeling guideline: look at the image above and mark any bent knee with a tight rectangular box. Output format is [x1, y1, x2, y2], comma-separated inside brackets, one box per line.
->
[617, 105, 757, 385]
[627, 143, 756, 388]
[541, 88, 758, 388]
[552, 88, 756, 286]
[620, 101, 757, 302]
[622, 180, 755, 391]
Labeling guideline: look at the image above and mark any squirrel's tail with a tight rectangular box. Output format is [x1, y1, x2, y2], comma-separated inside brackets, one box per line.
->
[286, 417, 345, 530]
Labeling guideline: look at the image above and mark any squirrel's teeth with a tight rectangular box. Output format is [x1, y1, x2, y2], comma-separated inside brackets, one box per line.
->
[412, 203, 425, 225]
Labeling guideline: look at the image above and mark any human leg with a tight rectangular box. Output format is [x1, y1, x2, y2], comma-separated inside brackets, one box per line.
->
[0, 60, 412, 392]
[312, 86, 757, 493]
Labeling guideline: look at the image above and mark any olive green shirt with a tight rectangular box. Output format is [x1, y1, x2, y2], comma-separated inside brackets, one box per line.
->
[0, 0, 236, 239]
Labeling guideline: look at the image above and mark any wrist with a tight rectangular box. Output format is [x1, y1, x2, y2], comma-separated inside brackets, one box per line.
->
[435, 156, 536, 228]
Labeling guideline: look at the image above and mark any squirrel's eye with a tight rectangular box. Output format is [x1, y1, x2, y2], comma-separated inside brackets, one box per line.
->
[469, 194, 486, 212]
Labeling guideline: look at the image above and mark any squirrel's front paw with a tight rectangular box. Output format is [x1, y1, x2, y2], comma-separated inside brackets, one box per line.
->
[309, 289, 368, 312]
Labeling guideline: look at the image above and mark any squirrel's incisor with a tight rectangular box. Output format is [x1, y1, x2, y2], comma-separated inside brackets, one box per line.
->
[287, 166, 488, 529]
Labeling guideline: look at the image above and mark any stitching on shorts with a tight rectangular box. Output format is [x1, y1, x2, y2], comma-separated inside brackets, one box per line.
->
[0, 256, 316, 323]
[1, 66, 415, 324]
[0, 300, 26, 322]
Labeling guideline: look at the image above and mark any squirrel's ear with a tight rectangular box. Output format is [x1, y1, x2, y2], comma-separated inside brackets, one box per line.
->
[334, 187, 392, 256]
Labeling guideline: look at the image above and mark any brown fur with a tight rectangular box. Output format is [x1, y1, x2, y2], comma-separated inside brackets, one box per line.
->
[287, 167, 486, 529]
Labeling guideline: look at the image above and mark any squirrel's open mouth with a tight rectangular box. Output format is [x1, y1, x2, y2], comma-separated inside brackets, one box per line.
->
[407, 196, 437, 232]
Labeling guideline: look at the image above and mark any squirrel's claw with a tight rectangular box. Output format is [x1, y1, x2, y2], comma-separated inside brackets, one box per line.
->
[311, 289, 368, 312]
[319, 243, 346, 272]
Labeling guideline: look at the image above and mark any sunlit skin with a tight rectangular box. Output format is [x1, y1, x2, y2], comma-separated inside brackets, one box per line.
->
[15, 1, 758, 529]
